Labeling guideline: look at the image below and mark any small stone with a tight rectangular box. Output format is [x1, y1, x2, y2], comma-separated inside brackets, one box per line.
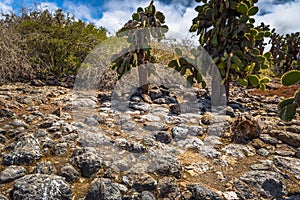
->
[72, 147, 102, 178]
[222, 144, 256, 158]
[231, 116, 260, 143]
[225, 106, 235, 118]
[143, 122, 169, 131]
[60, 164, 80, 182]
[201, 114, 211, 125]
[2, 134, 42, 165]
[0, 194, 8, 200]
[0, 165, 26, 183]
[273, 156, 300, 180]
[198, 145, 221, 158]
[270, 130, 300, 147]
[33, 161, 56, 174]
[235, 170, 286, 199]
[141, 94, 153, 104]
[9, 119, 28, 128]
[149, 88, 163, 100]
[169, 104, 181, 115]
[0, 108, 14, 118]
[140, 191, 156, 200]
[85, 178, 121, 200]
[296, 148, 300, 158]
[154, 131, 172, 144]
[257, 148, 269, 156]
[157, 177, 177, 198]
[223, 191, 239, 200]
[148, 156, 182, 178]
[54, 142, 68, 155]
[129, 102, 151, 112]
[122, 173, 157, 192]
[188, 184, 222, 200]
[31, 79, 45, 86]
[171, 126, 188, 141]
[12, 174, 72, 200]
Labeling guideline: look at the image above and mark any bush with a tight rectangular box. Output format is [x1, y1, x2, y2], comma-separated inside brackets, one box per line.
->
[0, 7, 107, 84]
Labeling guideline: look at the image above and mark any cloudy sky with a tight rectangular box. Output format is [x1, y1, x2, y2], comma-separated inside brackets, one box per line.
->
[1, 0, 300, 37]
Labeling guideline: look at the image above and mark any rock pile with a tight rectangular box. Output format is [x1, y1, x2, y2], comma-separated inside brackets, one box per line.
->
[0, 82, 299, 199]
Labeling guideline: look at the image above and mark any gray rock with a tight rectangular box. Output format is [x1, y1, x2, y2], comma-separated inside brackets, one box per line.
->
[154, 131, 172, 144]
[204, 135, 223, 145]
[0, 108, 14, 118]
[176, 137, 204, 149]
[171, 126, 188, 141]
[39, 120, 54, 128]
[0, 135, 8, 144]
[222, 144, 256, 158]
[226, 106, 235, 118]
[259, 134, 279, 145]
[2, 134, 42, 165]
[129, 102, 151, 112]
[140, 191, 156, 200]
[0, 165, 26, 183]
[0, 194, 8, 200]
[33, 161, 56, 174]
[286, 126, 300, 133]
[60, 164, 80, 182]
[153, 97, 177, 104]
[9, 119, 28, 128]
[157, 177, 178, 198]
[186, 125, 204, 137]
[143, 122, 169, 131]
[169, 103, 181, 115]
[12, 174, 72, 200]
[128, 142, 147, 153]
[273, 156, 300, 180]
[296, 148, 300, 158]
[257, 148, 269, 156]
[222, 191, 239, 200]
[198, 145, 221, 158]
[285, 195, 300, 200]
[188, 184, 221, 200]
[270, 130, 300, 147]
[72, 147, 102, 178]
[149, 88, 163, 100]
[122, 173, 157, 192]
[54, 142, 68, 155]
[235, 170, 286, 199]
[119, 121, 137, 131]
[85, 178, 121, 200]
[148, 156, 182, 178]
[115, 139, 147, 153]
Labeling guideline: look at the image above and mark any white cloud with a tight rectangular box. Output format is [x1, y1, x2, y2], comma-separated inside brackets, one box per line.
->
[63, 1, 93, 21]
[0, 2, 13, 14]
[94, 0, 197, 40]
[255, 0, 300, 34]
[37, 2, 59, 13]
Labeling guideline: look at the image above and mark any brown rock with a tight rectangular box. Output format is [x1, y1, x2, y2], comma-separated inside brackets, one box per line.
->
[231, 115, 261, 143]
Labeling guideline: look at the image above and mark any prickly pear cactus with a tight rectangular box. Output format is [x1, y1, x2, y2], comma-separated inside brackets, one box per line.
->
[188, 0, 272, 98]
[270, 32, 300, 75]
[111, 0, 168, 93]
[278, 70, 300, 121]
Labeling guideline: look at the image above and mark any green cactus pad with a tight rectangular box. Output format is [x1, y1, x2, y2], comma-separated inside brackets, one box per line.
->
[281, 70, 300, 86]
[278, 97, 294, 110]
[248, 75, 260, 86]
[279, 103, 297, 121]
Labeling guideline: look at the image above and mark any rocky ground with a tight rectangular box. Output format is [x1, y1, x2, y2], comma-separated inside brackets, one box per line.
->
[0, 79, 299, 200]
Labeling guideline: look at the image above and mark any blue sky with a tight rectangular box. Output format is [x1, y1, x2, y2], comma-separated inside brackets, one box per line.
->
[1, 0, 300, 36]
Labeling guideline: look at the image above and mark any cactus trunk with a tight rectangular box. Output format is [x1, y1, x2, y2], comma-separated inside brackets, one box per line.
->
[138, 49, 149, 94]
